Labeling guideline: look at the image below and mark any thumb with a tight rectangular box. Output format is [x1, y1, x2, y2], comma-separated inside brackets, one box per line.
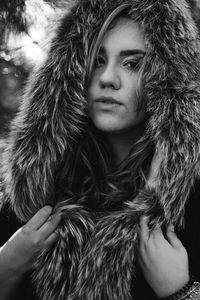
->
[166, 224, 183, 249]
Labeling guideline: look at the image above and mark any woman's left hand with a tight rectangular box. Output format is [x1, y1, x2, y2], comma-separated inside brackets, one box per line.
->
[137, 216, 190, 298]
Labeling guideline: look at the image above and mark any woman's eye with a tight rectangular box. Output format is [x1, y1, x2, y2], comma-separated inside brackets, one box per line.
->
[94, 56, 105, 68]
[123, 59, 141, 71]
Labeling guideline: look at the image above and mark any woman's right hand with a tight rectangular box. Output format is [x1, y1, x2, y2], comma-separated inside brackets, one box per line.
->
[0, 206, 61, 275]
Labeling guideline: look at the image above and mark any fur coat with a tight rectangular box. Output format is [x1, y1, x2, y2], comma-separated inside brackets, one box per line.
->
[2, 0, 200, 299]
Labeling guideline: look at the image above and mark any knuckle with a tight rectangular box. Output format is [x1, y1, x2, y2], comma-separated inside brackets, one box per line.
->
[32, 236, 39, 246]
[32, 234, 42, 247]
[21, 225, 31, 236]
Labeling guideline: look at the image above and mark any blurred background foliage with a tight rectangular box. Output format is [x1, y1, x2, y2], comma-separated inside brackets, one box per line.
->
[0, 0, 200, 136]
[0, 0, 73, 135]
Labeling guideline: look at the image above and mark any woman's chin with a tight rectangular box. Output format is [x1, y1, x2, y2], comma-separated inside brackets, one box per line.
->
[92, 119, 125, 134]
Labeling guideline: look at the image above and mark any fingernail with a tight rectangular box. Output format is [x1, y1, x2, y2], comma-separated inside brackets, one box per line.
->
[43, 206, 52, 214]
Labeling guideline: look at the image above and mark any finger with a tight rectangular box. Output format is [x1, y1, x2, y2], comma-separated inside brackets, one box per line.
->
[27, 206, 53, 230]
[150, 225, 163, 237]
[138, 216, 149, 244]
[38, 213, 61, 239]
[149, 226, 166, 246]
[166, 225, 183, 249]
[44, 232, 59, 248]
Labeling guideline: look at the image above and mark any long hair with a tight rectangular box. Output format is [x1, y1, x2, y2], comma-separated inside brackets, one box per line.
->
[56, 4, 154, 212]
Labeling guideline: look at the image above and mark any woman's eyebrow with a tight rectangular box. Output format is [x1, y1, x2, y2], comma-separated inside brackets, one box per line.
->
[120, 49, 146, 57]
[98, 47, 145, 57]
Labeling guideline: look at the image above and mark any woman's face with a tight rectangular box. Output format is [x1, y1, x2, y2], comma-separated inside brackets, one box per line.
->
[87, 18, 146, 134]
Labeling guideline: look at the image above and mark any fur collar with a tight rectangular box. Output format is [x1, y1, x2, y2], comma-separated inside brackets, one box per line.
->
[2, 0, 200, 299]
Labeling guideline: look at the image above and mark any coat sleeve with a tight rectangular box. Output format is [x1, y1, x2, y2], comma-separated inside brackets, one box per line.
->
[0, 203, 21, 247]
[161, 280, 200, 300]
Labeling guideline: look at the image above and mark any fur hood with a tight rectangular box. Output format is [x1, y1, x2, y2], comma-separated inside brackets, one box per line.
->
[2, 0, 200, 299]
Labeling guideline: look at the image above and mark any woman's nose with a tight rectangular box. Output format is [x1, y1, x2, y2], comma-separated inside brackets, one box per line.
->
[99, 65, 120, 90]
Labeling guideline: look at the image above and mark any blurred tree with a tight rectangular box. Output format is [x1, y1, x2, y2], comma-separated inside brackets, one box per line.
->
[0, 0, 71, 35]
[189, 0, 200, 28]
[0, 0, 72, 135]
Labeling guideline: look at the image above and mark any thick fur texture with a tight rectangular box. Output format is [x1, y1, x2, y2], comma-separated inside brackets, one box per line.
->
[2, 0, 200, 299]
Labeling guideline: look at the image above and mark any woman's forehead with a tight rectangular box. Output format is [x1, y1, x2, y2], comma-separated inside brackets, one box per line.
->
[100, 18, 146, 55]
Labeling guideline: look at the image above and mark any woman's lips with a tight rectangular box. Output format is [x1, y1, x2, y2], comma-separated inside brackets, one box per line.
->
[94, 96, 122, 107]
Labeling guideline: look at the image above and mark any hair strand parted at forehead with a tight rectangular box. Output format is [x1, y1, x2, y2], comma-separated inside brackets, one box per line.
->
[88, 3, 134, 79]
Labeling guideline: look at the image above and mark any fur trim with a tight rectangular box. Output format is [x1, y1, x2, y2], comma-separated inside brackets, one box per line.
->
[70, 190, 163, 300]
[32, 204, 94, 299]
[2, 0, 200, 299]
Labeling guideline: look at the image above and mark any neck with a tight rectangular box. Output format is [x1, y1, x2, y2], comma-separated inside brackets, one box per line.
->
[106, 125, 145, 168]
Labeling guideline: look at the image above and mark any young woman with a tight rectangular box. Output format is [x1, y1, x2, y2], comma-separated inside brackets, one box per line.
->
[1, 0, 200, 299]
